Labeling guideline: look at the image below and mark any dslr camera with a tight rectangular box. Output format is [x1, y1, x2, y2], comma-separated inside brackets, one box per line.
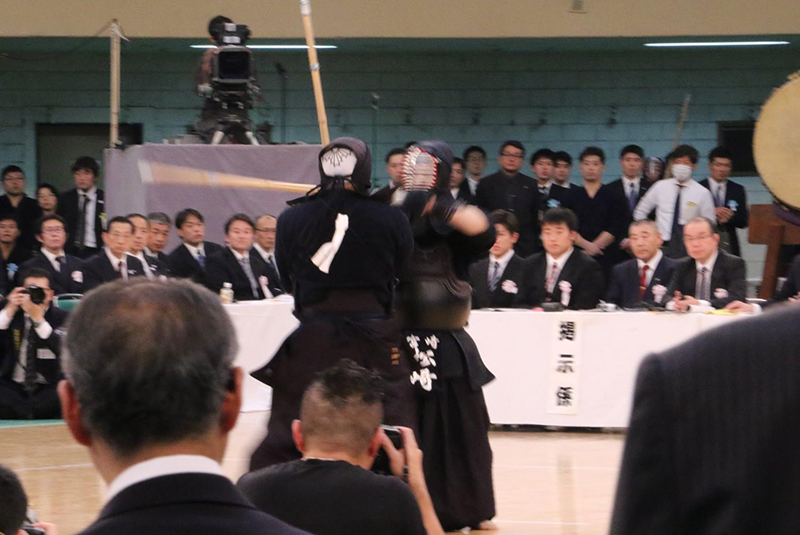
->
[22, 285, 46, 305]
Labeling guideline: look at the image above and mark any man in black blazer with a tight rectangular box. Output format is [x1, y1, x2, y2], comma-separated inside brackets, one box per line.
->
[610, 304, 800, 535]
[370, 147, 406, 205]
[206, 214, 273, 301]
[470, 210, 524, 308]
[0, 214, 32, 291]
[166, 208, 224, 284]
[58, 156, 105, 259]
[699, 146, 748, 256]
[57, 278, 307, 535]
[727, 253, 800, 313]
[605, 145, 650, 231]
[606, 220, 677, 307]
[82, 217, 146, 292]
[252, 215, 283, 297]
[515, 208, 604, 309]
[0, 165, 42, 251]
[666, 217, 746, 310]
[476, 141, 542, 258]
[144, 212, 172, 263]
[127, 213, 169, 279]
[0, 268, 67, 419]
[18, 215, 84, 295]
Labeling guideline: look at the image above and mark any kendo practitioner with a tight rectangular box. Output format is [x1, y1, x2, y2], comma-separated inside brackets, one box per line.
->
[396, 141, 497, 532]
[249, 137, 416, 470]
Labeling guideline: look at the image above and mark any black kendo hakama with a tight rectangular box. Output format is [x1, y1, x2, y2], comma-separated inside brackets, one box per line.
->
[249, 138, 416, 470]
[397, 141, 497, 532]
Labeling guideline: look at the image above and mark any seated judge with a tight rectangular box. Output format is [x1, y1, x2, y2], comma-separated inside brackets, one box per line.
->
[469, 210, 524, 309]
[606, 220, 677, 307]
[666, 216, 746, 311]
[82, 216, 146, 292]
[166, 208, 223, 284]
[19, 215, 84, 295]
[238, 360, 442, 535]
[251, 214, 284, 296]
[206, 214, 273, 301]
[57, 279, 308, 535]
[727, 253, 800, 313]
[127, 213, 169, 279]
[145, 212, 172, 263]
[0, 268, 67, 419]
[514, 208, 604, 310]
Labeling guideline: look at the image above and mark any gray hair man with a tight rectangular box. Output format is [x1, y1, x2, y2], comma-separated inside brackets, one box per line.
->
[58, 279, 307, 535]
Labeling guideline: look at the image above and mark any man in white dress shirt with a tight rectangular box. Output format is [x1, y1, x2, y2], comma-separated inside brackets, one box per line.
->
[633, 145, 715, 258]
[57, 279, 306, 535]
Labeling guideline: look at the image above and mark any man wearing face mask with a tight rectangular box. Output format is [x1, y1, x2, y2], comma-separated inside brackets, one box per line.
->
[633, 145, 715, 258]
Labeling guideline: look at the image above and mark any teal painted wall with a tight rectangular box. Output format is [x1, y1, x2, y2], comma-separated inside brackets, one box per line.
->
[1, 45, 798, 280]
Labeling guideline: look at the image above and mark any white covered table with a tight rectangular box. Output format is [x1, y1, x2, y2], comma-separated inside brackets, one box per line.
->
[226, 300, 744, 427]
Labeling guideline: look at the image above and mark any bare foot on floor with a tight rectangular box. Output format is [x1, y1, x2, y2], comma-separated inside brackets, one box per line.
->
[475, 520, 498, 530]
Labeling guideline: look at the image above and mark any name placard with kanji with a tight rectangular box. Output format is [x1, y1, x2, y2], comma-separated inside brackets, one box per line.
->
[546, 316, 582, 415]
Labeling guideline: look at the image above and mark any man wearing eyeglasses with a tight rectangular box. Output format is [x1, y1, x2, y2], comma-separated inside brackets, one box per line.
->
[665, 217, 746, 311]
[18, 215, 84, 295]
[475, 141, 542, 258]
[250, 214, 283, 295]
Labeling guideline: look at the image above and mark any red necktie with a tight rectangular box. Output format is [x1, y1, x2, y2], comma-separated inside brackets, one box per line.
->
[639, 265, 649, 300]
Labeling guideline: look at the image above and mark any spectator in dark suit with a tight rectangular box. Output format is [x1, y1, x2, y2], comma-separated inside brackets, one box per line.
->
[515, 208, 604, 309]
[469, 210, 524, 309]
[606, 220, 677, 307]
[166, 209, 224, 284]
[0, 268, 67, 419]
[476, 141, 542, 257]
[206, 214, 272, 301]
[57, 279, 308, 535]
[610, 304, 800, 535]
[0, 214, 31, 291]
[82, 217, 146, 292]
[666, 216, 746, 311]
[699, 146, 749, 257]
[448, 158, 475, 204]
[239, 360, 443, 535]
[58, 156, 105, 259]
[463, 145, 487, 197]
[19, 215, 84, 295]
[252, 214, 283, 296]
[0, 165, 42, 251]
[145, 212, 172, 263]
[371, 148, 407, 205]
[36, 183, 59, 217]
[531, 148, 573, 214]
[606, 145, 650, 257]
[127, 213, 169, 279]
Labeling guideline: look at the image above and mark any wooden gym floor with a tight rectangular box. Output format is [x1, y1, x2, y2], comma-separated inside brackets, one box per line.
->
[0, 413, 625, 535]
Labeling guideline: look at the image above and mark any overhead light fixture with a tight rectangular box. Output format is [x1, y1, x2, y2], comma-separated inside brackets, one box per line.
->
[645, 41, 789, 48]
[190, 44, 337, 50]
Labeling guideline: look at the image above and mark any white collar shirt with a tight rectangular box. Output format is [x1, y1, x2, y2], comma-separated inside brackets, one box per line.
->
[488, 249, 515, 280]
[106, 455, 224, 502]
[41, 248, 66, 272]
[636, 250, 663, 287]
[79, 186, 98, 248]
[105, 248, 127, 279]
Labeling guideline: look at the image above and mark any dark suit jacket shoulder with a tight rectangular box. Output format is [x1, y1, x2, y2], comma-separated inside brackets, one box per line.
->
[515, 249, 604, 309]
[666, 251, 746, 308]
[166, 242, 223, 284]
[611, 306, 800, 535]
[18, 253, 85, 295]
[77, 473, 308, 535]
[469, 254, 524, 309]
[205, 248, 263, 301]
[606, 255, 677, 307]
[82, 252, 146, 292]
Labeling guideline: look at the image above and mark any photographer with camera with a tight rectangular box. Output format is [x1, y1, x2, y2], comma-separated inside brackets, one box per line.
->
[239, 360, 444, 535]
[0, 268, 66, 419]
[0, 464, 59, 535]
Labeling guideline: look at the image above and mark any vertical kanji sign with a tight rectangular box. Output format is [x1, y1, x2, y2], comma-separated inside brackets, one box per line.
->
[547, 316, 582, 415]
